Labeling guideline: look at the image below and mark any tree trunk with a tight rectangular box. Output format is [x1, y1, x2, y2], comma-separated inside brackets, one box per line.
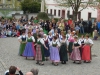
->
[73, 11, 78, 21]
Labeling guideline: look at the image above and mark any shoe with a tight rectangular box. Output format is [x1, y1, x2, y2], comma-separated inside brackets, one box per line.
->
[54, 64, 58, 66]
[77, 62, 81, 64]
[26, 57, 27, 59]
[64, 61, 66, 64]
[39, 63, 44, 65]
[86, 61, 91, 63]
[52, 62, 54, 65]
[36, 62, 39, 64]
[83, 61, 86, 63]
[73, 61, 76, 63]
[61, 61, 64, 64]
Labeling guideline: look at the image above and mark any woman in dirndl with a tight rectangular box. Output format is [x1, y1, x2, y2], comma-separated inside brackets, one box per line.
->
[18, 30, 26, 56]
[48, 32, 53, 45]
[78, 35, 85, 57]
[82, 34, 93, 63]
[23, 32, 36, 59]
[70, 36, 81, 64]
[35, 34, 48, 65]
[59, 35, 68, 64]
[43, 34, 50, 61]
[50, 36, 60, 66]
[68, 32, 75, 56]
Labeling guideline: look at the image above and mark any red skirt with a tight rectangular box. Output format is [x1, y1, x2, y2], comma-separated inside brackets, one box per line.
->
[82, 45, 91, 61]
[35, 45, 42, 61]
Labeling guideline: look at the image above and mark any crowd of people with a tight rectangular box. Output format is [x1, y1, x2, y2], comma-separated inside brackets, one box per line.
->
[9, 16, 95, 66]
[0, 16, 100, 39]
[1, 16, 99, 74]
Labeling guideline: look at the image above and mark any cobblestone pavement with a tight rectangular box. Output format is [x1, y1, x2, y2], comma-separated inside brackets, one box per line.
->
[0, 38, 100, 75]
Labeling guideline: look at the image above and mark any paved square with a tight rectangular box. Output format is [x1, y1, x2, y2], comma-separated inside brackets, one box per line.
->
[0, 38, 100, 75]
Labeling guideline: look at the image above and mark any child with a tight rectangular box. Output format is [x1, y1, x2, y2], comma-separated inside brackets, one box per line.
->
[74, 25, 80, 35]
[93, 30, 98, 40]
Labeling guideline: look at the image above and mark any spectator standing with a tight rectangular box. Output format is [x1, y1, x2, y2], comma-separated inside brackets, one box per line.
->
[79, 19, 84, 34]
[97, 21, 100, 35]
[87, 18, 92, 34]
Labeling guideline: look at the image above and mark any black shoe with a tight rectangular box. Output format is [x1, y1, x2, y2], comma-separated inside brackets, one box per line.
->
[64, 61, 66, 64]
[36, 62, 39, 64]
[86, 61, 91, 63]
[39, 63, 44, 65]
[77, 62, 81, 64]
[26, 57, 27, 59]
[73, 61, 76, 63]
[61, 61, 64, 64]
[52, 62, 54, 65]
[54, 64, 58, 66]
[83, 61, 86, 63]
[33, 58, 35, 60]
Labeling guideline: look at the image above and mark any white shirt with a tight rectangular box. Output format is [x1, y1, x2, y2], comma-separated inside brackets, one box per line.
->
[27, 36, 35, 42]
[18, 35, 27, 40]
[66, 33, 71, 40]
[74, 40, 81, 46]
[37, 38, 44, 44]
[60, 39, 68, 45]
[84, 38, 93, 44]
[50, 40, 60, 47]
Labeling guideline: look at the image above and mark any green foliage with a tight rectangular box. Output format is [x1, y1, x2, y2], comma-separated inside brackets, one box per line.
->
[0, 10, 11, 18]
[53, 18, 67, 22]
[37, 12, 49, 20]
[20, 0, 41, 13]
[53, 18, 59, 22]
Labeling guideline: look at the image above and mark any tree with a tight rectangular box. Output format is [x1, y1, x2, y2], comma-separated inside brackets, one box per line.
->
[20, 0, 41, 13]
[55, 0, 96, 21]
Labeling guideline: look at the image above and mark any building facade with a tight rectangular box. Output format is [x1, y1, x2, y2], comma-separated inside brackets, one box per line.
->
[45, 0, 97, 21]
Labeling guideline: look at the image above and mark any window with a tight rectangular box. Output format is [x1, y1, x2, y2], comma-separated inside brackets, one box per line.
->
[50, 9, 52, 15]
[67, 10, 70, 19]
[54, 9, 56, 16]
[78, 12, 81, 20]
[88, 12, 91, 20]
[47, 9, 48, 13]
[58, 10, 60, 16]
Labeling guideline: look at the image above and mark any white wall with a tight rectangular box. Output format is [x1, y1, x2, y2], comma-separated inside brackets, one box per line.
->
[0, 11, 23, 17]
[45, 0, 97, 21]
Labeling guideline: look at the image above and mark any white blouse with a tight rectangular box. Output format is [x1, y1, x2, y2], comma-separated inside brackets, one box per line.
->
[37, 38, 45, 45]
[18, 35, 26, 40]
[27, 36, 35, 42]
[50, 40, 60, 47]
[84, 38, 93, 44]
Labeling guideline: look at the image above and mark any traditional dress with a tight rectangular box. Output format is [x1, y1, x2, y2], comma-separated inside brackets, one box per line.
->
[59, 39, 68, 62]
[23, 36, 36, 57]
[43, 37, 50, 57]
[78, 38, 85, 56]
[68, 36, 74, 53]
[66, 33, 70, 40]
[59, 34, 63, 41]
[18, 35, 26, 56]
[43, 23, 48, 34]
[48, 35, 53, 44]
[82, 38, 93, 61]
[50, 40, 60, 62]
[70, 41, 81, 61]
[35, 38, 45, 61]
